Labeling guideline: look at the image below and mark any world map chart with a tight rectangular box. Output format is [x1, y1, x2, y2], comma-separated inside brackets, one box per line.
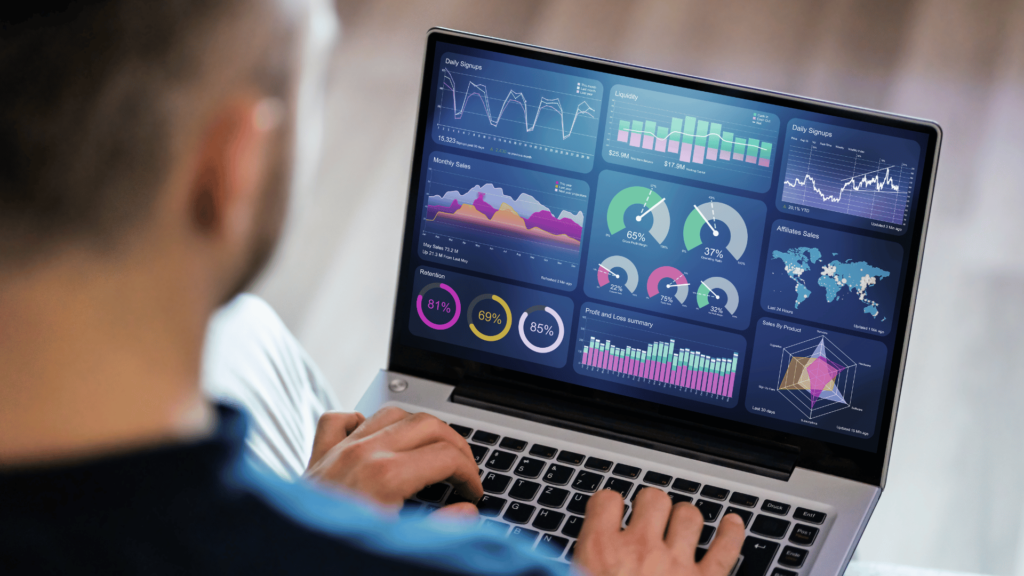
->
[772, 247, 891, 321]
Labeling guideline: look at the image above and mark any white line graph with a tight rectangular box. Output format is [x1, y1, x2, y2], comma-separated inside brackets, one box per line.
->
[784, 166, 901, 204]
[440, 69, 597, 141]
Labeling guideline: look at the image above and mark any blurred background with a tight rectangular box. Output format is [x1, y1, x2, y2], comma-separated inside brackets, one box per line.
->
[253, 1, 1024, 573]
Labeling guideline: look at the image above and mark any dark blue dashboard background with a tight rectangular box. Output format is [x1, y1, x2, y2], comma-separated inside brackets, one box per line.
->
[394, 40, 932, 453]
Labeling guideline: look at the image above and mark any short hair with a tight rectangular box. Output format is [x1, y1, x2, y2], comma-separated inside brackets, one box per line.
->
[0, 1, 295, 266]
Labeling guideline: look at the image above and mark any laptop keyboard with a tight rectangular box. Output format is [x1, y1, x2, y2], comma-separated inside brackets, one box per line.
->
[401, 421, 829, 576]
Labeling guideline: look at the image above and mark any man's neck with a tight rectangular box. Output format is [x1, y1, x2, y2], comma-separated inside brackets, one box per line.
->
[0, 248, 216, 468]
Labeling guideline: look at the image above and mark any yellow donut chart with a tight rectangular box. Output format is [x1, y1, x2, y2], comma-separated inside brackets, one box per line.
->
[468, 293, 512, 342]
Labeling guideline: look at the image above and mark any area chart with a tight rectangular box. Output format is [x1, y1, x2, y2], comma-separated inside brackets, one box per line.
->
[432, 52, 603, 173]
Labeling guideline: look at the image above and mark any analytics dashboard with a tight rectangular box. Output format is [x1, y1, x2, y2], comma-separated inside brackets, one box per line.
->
[397, 40, 932, 453]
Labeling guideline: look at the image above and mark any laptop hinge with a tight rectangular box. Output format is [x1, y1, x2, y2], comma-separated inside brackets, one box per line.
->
[451, 382, 799, 481]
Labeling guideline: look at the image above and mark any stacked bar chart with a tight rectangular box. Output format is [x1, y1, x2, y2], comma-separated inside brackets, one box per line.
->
[574, 303, 746, 408]
[615, 117, 772, 167]
[581, 337, 738, 398]
[604, 84, 780, 193]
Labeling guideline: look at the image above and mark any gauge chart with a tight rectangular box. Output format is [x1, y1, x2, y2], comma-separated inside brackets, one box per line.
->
[409, 267, 574, 368]
[602, 84, 780, 193]
[776, 119, 920, 234]
[574, 303, 746, 408]
[432, 52, 603, 173]
[420, 152, 588, 291]
[583, 171, 766, 330]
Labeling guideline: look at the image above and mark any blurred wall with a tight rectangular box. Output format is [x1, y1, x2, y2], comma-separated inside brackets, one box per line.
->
[254, 1, 1024, 573]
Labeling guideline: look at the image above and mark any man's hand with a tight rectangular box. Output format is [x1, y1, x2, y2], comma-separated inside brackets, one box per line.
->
[303, 407, 483, 514]
[574, 488, 745, 576]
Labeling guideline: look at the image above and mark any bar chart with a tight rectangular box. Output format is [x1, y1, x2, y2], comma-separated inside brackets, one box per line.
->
[603, 85, 780, 193]
[574, 303, 746, 408]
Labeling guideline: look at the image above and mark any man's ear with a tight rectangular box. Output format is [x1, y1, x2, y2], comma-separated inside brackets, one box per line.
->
[187, 96, 281, 239]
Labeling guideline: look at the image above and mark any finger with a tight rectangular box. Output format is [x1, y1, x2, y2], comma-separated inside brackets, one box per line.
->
[664, 502, 704, 563]
[308, 411, 365, 465]
[362, 411, 475, 463]
[384, 441, 484, 503]
[431, 502, 479, 519]
[344, 406, 411, 443]
[699, 513, 745, 576]
[625, 487, 673, 540]
[578, 489, 625, 541]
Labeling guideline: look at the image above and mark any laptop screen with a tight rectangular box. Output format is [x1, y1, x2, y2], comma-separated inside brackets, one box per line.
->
[389, 31, 939, 483]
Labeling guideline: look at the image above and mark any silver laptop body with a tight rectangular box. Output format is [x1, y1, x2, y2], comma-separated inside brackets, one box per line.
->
[357, 28, 941, 576]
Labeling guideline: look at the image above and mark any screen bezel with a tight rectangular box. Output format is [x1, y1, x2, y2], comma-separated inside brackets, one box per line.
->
[387, 28, 941, 487]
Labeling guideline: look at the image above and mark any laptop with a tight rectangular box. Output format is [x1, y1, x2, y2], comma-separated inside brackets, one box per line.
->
[356, 28, 941, 576]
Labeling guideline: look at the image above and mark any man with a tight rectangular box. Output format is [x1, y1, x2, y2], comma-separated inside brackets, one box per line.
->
[0, 1, 745, 575]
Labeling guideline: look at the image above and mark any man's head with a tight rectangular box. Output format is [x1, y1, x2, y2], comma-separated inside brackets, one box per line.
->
[0, 0, 311, 302]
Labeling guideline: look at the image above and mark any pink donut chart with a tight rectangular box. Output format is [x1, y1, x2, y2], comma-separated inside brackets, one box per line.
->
[416, 283, 461, 330]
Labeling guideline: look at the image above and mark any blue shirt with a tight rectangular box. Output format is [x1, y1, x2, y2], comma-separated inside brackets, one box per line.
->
[0, 405, 569, 575]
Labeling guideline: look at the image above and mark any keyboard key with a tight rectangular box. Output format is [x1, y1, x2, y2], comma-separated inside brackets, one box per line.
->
[789, 523, 819, 546]
[566, 541, 577, 561]
[794, 507, 827, 524]
[514, 457, 544, 479]
[416, 483, 449, 503]
[503, 502, 536, 524]
[532, 509, 565, 531]
[509, 479, 540, 501]
[672, 478, 700, 493]
[478, 495, 506, 517]
[604, 477, 634, 498]
[472, 430, 499, 445]
[779, 545, 808, 568]
[538, 486, 569, 508]
[557, 450, 585, 465]
[761, 499, 791, 516]
[445, 488, 474, 506]
[695, 500, 722, 522]
[449, 424, 472, 438]
[694, 548, 707, 562]
[572, 470, 603, 492]
[631, 485, 664, 502]
[584, 457, 612, 472]
[643, 471, 672, 486]
[669, 492, 693, 505]
[543, 464, 574, 485]
[562, 515, 584, 538]
[612, 463, 641, 479]
[499, 437, 527, 452]
[508, 526, 538, 544]
[700, 485, 729, 500]
[740, 536, 780, 576]
[699, 525, 715, 546]
[486, 450, 516, 472]
[481, 520, 509, 535]
[751, 514, 791, 539]
[529, 444, 557, 459]
[567, 492, 590, 515]
[536, 534, 569, 558]
[482, 472, 512, 494]
[729, 492, 758, 508]
[470, 444, 488, 464]
[724, 506, 753, 527]
[771, 569, 798, 576]
[624, 510, 633, 526]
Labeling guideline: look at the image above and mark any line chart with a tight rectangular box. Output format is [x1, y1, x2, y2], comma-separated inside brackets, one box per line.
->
[432, 52, 603, 173]
[776, 120, 920, 233]
[441, 69, 598, 141]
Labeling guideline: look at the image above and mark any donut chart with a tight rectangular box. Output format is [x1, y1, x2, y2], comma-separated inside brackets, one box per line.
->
[606, 186, 671, 245]
[646, 266, 689, 305]
[467, 293, 512, 342]
[416, 283, 461, 330]
[518, 305, 565, 354]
